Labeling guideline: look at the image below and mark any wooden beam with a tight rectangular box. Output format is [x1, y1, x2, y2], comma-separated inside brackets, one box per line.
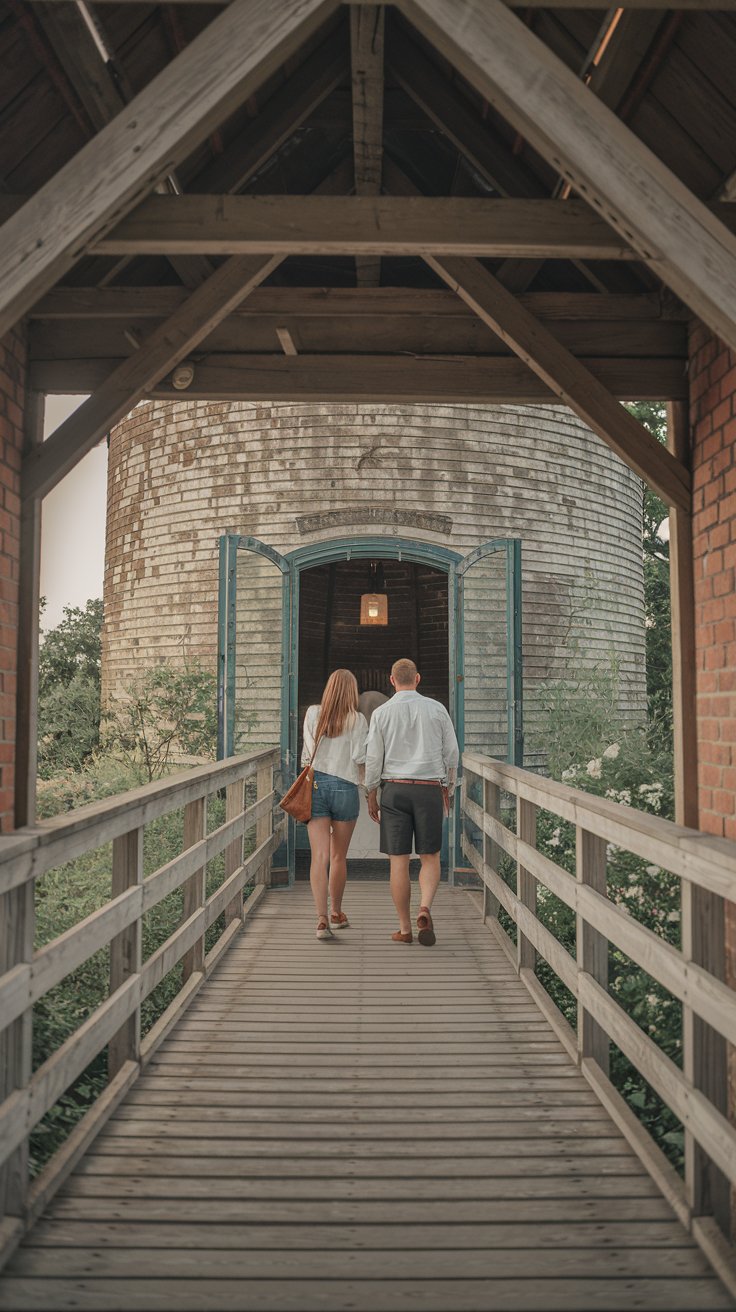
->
[586, 12, 664, 113]
[24, 352, 682, 403]
[15, 393, 44, 829]
[22, 254, 282, 502]
[0, 0, 338, 337]
[27, 287, 689, 322]
[397, 0, 736, 353]
[351, 4, 385, 287]
[88, 195, 648, 257]
[27, 1, 736, 9]
[669, 400, 730, 1229]
[28, 313, 686, 362]
[424, 254, 690, 509]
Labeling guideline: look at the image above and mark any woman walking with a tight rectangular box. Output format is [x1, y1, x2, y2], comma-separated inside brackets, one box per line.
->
[302, 669, 368, 940]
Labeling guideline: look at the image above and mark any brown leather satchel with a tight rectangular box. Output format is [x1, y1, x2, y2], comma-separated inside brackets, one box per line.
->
[279, 735, 322, 823]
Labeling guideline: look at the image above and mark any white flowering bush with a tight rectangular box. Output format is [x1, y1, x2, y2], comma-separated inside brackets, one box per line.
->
[504, 666, 684, 1167]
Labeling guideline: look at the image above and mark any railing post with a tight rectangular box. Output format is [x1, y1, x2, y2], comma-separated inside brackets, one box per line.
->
[256, 760, 273, 887]
[108, 828, 143, 1078]
[575, 827, 609, 1076]
[0, 880, 34, 1227]
[482, 777, 501, 922]
[517, 796, 537, 973]
[682, 880, 730, 1228]
[181, 797, 207, 981]
[225, 777, 245, 922]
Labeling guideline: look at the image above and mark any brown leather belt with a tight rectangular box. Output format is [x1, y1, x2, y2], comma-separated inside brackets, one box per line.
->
[384, 778, 441, 786]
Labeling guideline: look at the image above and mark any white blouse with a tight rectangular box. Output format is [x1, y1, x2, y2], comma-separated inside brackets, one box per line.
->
[301, 706, 368, 785]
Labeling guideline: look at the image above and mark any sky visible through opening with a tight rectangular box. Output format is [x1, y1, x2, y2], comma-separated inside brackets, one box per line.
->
[40, 396, 107, 630]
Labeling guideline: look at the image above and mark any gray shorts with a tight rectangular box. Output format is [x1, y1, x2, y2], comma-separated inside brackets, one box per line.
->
[379, 781, 444, 856]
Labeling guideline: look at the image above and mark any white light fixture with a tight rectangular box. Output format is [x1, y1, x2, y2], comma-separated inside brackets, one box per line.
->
[172, 361, 195, 390]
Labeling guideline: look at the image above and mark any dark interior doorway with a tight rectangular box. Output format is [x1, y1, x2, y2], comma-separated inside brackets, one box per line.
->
[298, 558, 450, 733]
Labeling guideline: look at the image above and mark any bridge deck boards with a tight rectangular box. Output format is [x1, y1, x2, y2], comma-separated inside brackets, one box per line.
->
[0, 883, 732, 1311]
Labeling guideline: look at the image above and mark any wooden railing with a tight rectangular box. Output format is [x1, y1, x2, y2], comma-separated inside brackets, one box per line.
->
[461, 751, 736, 1291]
[0, 747, 281, 1268]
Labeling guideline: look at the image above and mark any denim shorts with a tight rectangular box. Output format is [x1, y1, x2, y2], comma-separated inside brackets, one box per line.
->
[310, 771, 360, 822]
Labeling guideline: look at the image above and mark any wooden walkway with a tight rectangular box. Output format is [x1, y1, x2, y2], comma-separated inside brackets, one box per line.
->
[0, 883, 732, 1312]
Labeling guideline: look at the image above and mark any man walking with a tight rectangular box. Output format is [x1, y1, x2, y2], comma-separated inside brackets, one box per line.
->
[365, 658, 459, 946]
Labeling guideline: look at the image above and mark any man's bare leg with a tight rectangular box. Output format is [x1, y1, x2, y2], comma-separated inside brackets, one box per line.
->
[418, 852, 441, 910]
[390, 854, 412, 935]
[417, 852, 441, 945]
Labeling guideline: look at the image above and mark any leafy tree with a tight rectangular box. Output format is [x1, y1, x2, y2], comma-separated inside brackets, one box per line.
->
[37, 599, 103, 778]
[38, 598, 103, 697]
[103, 661, 218, 781]
[626, 402, 672, 740]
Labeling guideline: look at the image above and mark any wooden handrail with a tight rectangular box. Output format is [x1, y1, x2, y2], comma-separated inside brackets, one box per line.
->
[461, 751, 736, 1240]
[0, 747, 281, 1271]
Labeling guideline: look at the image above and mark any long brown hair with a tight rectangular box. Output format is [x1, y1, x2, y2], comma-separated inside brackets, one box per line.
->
[314, 669, 359, 741]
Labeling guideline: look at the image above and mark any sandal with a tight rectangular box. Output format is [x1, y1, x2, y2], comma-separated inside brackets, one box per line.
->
[316, 917, 334, 941]
[417, 906, 436, 948]
[330, 912, 349, 929]
[391, 930, 413, 944]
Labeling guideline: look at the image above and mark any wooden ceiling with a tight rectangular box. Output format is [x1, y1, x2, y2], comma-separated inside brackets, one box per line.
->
[2, 0, 736, 510]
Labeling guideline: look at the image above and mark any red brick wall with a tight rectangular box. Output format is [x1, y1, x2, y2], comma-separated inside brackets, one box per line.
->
[0, 332, 24, 832]
[690, 321, 736, 842]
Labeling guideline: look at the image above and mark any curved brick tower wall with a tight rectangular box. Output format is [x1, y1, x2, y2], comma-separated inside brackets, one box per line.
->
[103, 400, 647, 766]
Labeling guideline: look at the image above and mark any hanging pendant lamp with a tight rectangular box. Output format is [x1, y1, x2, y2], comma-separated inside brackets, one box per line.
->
[360, 562, 388, 626]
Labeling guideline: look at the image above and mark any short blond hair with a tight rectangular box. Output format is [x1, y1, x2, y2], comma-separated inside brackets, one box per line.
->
[391, 658, 418, 687]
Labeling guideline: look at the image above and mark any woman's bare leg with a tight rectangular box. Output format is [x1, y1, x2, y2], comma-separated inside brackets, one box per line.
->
[329, 819, 357, 916]
[307, 817, 332, 920]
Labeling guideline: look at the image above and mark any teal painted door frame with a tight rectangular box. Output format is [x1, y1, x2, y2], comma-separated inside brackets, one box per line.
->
[217, 534, 523, 885]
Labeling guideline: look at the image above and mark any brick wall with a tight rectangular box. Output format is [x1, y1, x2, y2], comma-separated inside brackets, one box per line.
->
[690, 322, 736, 842]
[0, 332, 24, 832]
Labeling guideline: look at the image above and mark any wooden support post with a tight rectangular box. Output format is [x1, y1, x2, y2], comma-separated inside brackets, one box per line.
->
[482, 778, 501, 922]
[256, 762, 274, 887]
[108, 828, 143, 1078]
[350, 4, 384, 287]
[667, 400, 730, 1230]
[181, 797, 207, 981]
[517, 796, 537, 972]
[0, 879, 34, 1228]
[225, 779, 246, 920]
[16, 391, 44, 828]
[576, 827, 609, 1075]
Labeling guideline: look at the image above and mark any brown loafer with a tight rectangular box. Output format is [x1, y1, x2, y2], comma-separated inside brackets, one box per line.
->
[391, 930, 413, 944]
[417, 906, 436, 947]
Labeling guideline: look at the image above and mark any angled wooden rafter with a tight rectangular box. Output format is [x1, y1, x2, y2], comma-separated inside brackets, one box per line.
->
[22, 254, 282, 503]
[425, 253, 690, 510]
[0, 0, 339, 337]
[351, 4, 385, 286]
[397, 0, 736, 353]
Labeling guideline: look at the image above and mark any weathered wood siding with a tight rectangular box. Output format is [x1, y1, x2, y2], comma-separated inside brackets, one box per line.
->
[102, 401, 646, 768]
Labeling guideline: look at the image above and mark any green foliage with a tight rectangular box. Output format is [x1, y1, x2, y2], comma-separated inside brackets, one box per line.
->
[32, 754, 231, 1174]
[38, 598, 103, 696]
[626, 402, 673, 740]
[103, 661, 219, 781]
[37, 599, 103, 778]
[527, 665, 684, 1170]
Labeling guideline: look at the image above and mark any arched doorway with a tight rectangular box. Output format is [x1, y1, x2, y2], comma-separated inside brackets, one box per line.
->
[218, 535, 522, 883]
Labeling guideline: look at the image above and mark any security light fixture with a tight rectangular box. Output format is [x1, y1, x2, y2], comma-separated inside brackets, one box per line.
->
[360, 562, 388, 626]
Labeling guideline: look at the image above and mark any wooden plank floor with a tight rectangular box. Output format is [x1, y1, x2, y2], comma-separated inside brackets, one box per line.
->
[1, 883, 733, 1311]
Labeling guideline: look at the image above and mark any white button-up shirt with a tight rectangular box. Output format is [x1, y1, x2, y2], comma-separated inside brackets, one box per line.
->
[301, 706, 368, 785]
[364, 691, 459, 792]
